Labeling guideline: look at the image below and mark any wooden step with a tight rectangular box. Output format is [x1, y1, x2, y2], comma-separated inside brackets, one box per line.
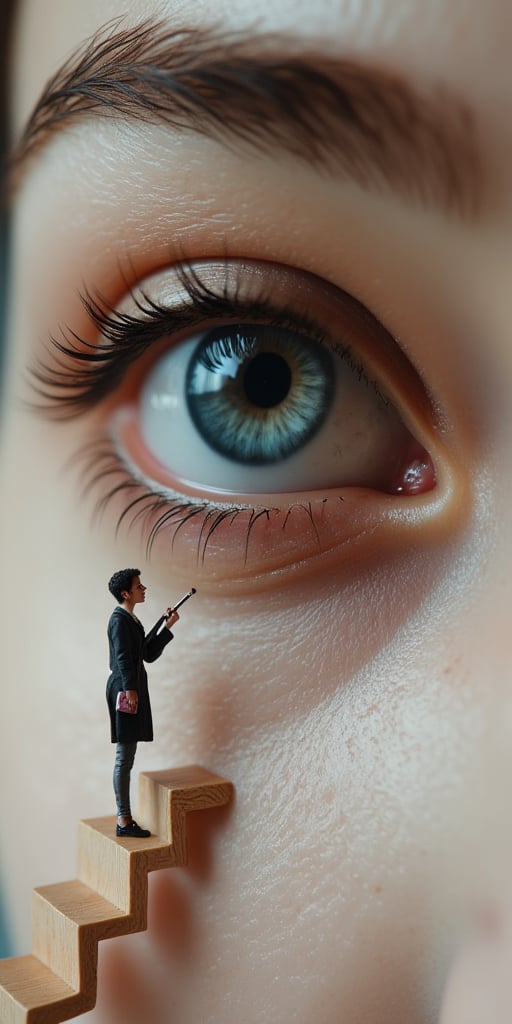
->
[0, 766, 233, 1024]
[32, 880, 128, 991]
[139, 765, 234, 859]
[0, 955, 89, 1024]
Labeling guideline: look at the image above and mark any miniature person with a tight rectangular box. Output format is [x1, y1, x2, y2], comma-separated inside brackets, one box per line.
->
[4, 0, 512, 1021]
[107, 568, 179, 837]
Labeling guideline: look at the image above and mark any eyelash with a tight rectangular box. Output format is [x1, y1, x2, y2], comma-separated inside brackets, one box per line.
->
[72, 434, 333, 564]
[30, 261, 384, 416]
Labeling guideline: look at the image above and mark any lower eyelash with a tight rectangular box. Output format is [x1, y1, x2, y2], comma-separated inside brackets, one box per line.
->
[71, 438, 324, 565]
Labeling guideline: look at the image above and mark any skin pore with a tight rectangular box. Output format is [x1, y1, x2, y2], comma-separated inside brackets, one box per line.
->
[2, 1, 512, 1022]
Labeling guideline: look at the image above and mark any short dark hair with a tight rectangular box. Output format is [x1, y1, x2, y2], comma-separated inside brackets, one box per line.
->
[108, 568, 141, 602]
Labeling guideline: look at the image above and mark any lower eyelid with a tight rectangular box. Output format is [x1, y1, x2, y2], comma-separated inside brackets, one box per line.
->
[73, 420, 460, 593]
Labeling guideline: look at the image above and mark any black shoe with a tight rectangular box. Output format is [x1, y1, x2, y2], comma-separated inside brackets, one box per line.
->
[116, 820, 151, 838]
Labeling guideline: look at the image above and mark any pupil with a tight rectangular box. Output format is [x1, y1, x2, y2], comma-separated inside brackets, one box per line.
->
[243, 352, 292, 409]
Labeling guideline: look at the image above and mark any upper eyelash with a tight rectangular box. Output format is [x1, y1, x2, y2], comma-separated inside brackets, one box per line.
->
[28, 262, 382, 417]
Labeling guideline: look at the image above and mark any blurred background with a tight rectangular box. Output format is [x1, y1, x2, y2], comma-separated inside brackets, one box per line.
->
[0, 0, 15, 958]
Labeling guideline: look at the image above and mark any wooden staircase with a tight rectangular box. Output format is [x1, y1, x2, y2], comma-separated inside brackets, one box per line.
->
[0, 765, 233, 1024]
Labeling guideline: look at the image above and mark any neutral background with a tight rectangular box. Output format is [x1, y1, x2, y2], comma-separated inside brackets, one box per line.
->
[1, 0, 16, 958]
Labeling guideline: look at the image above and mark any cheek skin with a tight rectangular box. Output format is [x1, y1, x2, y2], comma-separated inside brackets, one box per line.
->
[92, 526, 505, 1024]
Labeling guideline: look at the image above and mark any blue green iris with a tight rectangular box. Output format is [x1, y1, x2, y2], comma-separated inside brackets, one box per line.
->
[185, 324, 335, 465]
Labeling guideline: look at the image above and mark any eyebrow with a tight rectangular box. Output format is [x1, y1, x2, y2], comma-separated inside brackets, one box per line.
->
[6, 18, 482, 218]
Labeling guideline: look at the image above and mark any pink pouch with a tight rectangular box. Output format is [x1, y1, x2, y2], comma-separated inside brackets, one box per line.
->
[116, 691, 138, 714]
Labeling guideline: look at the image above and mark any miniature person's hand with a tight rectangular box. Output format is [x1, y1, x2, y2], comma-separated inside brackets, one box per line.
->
[439, 905, 512, 1023]
[125, 690, 138, 712]
[165, 608, 179, 629]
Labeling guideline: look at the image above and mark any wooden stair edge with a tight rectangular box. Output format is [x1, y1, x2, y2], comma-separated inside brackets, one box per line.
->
[138, 764, 234, 860]
[0, 765, 233, 1024]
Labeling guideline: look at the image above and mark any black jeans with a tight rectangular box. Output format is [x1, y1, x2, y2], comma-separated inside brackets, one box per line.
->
[113, 741, 137, 818]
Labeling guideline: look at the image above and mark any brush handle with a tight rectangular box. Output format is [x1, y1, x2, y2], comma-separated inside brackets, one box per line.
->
[169, 587, 197, 613]
[147, 589, 197, 640]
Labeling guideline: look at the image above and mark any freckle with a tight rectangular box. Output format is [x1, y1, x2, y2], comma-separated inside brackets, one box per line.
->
[443, 656, 462, 675]
[370, 884, 383, 896]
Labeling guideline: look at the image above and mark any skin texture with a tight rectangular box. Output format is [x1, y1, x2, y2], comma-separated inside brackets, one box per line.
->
[2, 1, 512, 1021]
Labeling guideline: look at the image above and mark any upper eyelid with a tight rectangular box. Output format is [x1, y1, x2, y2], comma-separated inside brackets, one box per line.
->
[28, 258, 437, 452]
[27, 263, 368, 417]
[27, 264, 251, 416]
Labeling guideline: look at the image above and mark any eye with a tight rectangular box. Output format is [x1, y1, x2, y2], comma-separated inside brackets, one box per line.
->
[33, 259, 440, 585]
[137, 320, 424, 494]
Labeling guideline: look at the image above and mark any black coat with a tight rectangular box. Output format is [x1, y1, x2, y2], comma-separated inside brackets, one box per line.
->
[106, 606, 174, 743]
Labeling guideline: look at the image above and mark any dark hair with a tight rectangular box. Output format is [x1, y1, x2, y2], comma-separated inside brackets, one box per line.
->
[1, 0, 17, 176]
[108, 568, 141, 602]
